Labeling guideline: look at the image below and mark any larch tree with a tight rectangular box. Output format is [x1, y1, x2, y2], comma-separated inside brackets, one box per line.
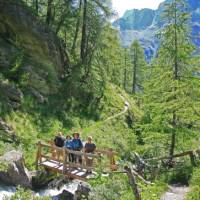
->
[130, 40, 147, 94]
[46, 0, 53, 26]
[142, 0, 200, 160]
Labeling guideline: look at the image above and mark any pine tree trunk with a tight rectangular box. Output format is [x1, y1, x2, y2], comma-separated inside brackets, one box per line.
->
[35, 0, 38, 14]
[80, 0, 87, 63]
[169, 113, 176, 160]
[46, 0, 53, 26]
[169, 1, 179, 162]
[123, 48, 127, 90]
[132, 47, 137, 94]
[125, 166, 142, 200]
[56, 0, 71, 34]
[71, 0, 82, 54]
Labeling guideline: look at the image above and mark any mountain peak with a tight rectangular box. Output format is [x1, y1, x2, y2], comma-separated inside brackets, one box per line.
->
[113, 0, 200, 60]
[113, 8, 156, 31]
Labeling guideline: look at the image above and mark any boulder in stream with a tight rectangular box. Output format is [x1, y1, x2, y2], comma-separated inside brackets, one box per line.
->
[0, 150, 32, 188]
[53, 180, 91, 200]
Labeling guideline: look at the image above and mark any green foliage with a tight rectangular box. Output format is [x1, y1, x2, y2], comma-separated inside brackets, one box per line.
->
[0, 161, 9, 172]
[1, 0, 200, 199]
[163, 165, 193, 185]
[185, 168, 200, 200]
[140, 181, 167, 200]
[190, 168, 200, 187]
[89, 177, 126, 200]
[0, 84, 139, 169]
[88, 174, 167, 200]
[94, 25, 124, 87]
[141, 0, 200, 159]
[185, 186, 200, 200]
[0, 141, 15, 157]
[121, 39, 147, 94]
[129, 39, 147, 94]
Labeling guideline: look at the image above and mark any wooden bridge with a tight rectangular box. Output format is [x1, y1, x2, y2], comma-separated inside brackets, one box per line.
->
[36, 141, 118, 181]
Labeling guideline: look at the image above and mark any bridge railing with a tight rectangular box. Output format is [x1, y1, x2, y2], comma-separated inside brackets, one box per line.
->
[36, 141, 118, 174]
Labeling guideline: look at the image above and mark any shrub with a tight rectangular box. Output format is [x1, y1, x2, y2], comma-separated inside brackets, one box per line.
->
[185, 186, 200, 200]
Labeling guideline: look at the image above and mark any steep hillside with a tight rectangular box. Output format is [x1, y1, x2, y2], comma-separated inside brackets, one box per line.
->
[0, 0, 69, 104]
[0, 0, 140, 170]
[113, 0, 200, 60]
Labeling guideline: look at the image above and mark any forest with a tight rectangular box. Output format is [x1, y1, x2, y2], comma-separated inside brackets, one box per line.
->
[0, 0, 200, 199]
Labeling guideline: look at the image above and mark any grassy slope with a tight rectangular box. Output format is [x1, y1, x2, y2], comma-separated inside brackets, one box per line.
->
[0, 84, 139, 166]
[0, 83, 169, 200]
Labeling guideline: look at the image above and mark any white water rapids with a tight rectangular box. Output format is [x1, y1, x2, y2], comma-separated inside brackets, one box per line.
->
[0, 180, 79, 200]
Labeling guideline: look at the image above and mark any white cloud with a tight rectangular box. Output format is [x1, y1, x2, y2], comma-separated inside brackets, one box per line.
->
[112, 0, 164, 17]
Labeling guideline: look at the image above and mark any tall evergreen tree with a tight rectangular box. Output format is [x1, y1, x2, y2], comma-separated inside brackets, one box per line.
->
[143, 0, 200, 160]
[130, 40, 147, 94]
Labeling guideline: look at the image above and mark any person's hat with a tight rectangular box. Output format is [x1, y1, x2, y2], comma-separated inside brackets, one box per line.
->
[73, 132, 80, 137]
[88, 136, 93, 140]
[57, 131, 62, 136]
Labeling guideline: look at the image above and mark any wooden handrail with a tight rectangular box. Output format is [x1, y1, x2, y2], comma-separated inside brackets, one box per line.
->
[37, 142, 115, 158]
[36, 141, 118, 175]
[47, 141, 117, 154]
[96, 149, 117, 155]
[144, 150, 194, 161]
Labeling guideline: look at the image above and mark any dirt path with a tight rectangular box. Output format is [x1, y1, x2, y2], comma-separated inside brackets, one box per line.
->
[105, 94, 130, 122]
[160, 185, 190, 200]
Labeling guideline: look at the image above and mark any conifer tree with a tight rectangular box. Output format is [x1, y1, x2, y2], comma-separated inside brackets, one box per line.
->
[143, 0, 200, 160]
[130, 40, 147, 94]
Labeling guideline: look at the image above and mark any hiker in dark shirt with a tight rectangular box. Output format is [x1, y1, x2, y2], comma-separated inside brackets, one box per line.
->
[84, 136, 96, 173]
[71, 132, 83, 164]
[54, 132, 65, 147]
[54, 132, 65, 161]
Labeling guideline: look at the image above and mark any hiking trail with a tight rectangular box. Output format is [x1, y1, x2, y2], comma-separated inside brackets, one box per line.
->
[105, 94, 130, 122]
[160, 185, 190, 200]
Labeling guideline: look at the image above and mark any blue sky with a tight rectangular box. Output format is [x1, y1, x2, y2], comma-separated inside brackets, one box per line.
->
[112, 0, 164, 17]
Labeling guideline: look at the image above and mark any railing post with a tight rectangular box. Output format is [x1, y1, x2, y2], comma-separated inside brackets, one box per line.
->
[124, 165, 142, 200]
[190, 151, 196, 167]
[49, 141, 56, 159]
[97, 152, 102, 172]
[63, 148, 66, 174]
[108, 148, 116, 171]
[83, 151, 87, 170]
[36, 141, 42, 169]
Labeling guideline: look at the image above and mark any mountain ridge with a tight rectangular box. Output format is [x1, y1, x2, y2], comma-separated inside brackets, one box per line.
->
[113, 0, 200, 60]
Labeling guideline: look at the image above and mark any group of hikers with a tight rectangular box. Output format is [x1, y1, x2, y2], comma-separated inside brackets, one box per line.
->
[53, 132, 96, 173]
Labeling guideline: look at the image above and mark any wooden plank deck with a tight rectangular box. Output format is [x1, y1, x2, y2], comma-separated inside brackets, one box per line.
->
[36, 141, 118, 181]
[39, 159, 94, 180]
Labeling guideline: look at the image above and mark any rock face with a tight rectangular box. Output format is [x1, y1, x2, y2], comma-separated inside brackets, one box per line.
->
[31, 170, 54, 189]
[0, 81, 23, 109]
[0, 117, 16, 142]
[75, 181, 91, 199]
[0, 150, 32, 188]
[54, 190, 74, 200]
[113, 0, 200, 60]
[0, 0, 70, 99]
[114, 8, 156, 31]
